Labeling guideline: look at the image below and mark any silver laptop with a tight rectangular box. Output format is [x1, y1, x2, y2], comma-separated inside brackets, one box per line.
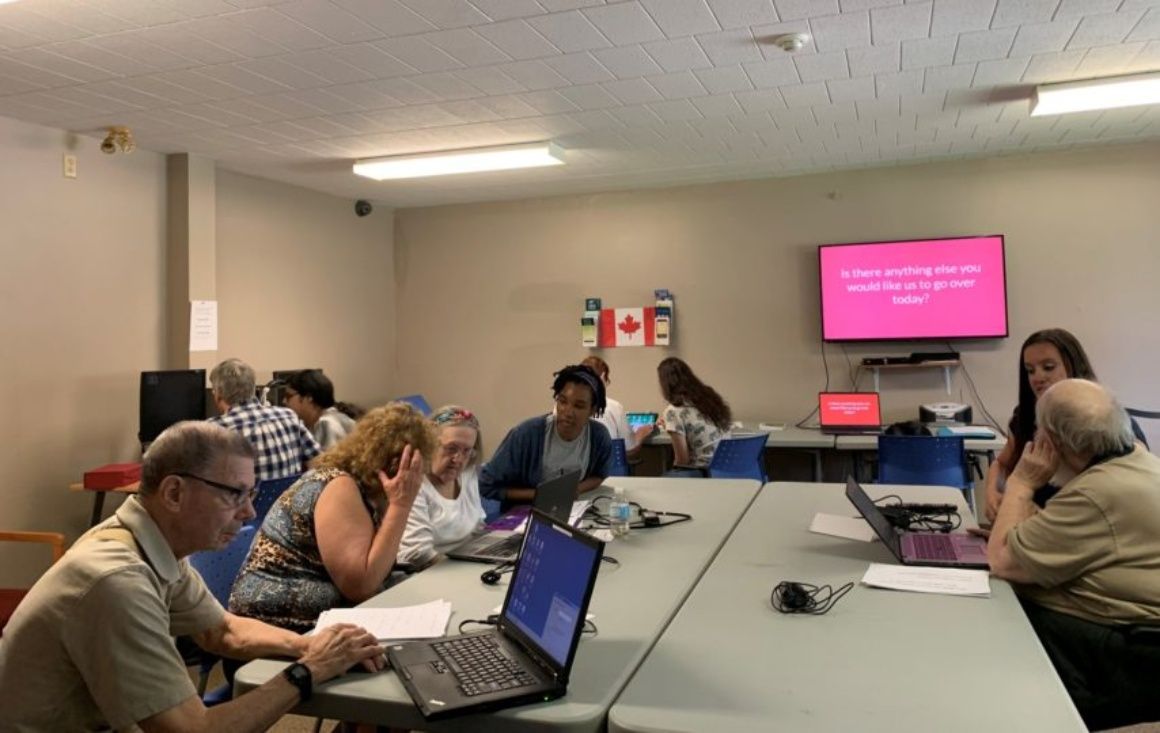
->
[388, 509, 604, 720]
[845, 477, 988, 569]
[447, 469, 582, 563]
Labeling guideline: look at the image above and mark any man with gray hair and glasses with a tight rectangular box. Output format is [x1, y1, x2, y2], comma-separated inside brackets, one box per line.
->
[0, 422, 384, 732]
[208, 357, 320, 481]
[987, 378, 1160, 730]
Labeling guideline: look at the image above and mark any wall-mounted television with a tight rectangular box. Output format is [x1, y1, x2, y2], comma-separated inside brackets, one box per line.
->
[818, 235, 1008, 342]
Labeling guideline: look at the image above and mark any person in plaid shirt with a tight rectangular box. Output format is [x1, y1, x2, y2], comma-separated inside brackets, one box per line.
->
[208, 358, 320, 481]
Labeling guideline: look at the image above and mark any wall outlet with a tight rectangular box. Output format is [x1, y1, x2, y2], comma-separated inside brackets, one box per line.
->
[63, 154, 77, 179]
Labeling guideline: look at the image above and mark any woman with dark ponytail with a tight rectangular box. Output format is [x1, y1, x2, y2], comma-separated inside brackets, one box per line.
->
[657, 357, 732, 476]
[282, 369, 364, 449]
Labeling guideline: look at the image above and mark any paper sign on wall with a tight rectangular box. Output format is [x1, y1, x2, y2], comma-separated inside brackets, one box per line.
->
[190, 300, 218, 352]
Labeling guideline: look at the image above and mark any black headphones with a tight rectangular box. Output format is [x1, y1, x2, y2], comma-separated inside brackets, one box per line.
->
[480, 561, 516, 586]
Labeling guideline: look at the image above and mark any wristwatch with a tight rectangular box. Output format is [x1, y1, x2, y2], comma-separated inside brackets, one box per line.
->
[282, 662, 313, 702]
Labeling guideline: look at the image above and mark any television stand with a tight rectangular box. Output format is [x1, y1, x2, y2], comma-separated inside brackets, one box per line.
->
[857, 359, 960, 394]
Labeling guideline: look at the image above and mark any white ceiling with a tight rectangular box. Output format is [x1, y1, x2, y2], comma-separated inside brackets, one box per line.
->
[1, 0, 1158, 208]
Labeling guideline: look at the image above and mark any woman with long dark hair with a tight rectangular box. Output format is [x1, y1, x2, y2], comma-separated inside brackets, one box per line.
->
[983, 328, 1147, 521]
[282, 369, 364, 449]
[657, 357, 732, 475]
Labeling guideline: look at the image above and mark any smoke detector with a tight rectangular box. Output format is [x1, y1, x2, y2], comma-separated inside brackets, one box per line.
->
[771, 32, 811, 53]
[100, 126, 135, 155]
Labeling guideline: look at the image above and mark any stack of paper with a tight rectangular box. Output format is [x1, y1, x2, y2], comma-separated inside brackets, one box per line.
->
[315, 599, 453, 641]
[861, 563, 991, 597]
[810, 512, 877, 542]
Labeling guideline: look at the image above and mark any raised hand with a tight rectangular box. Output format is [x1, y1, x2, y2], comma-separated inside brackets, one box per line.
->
[377, 444, 424, 510]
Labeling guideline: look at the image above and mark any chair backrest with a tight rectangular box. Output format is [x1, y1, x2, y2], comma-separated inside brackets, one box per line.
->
[1, 532, 67, 634]
[188, 525, 257, 605]
[248, 474, 300, 528]
[394, 394, 432, 416]
[1127, 408, 1160, 421]
[708, 434, 768, 482]
[608, 438, 631, 477]
[877, 435, 970, 490]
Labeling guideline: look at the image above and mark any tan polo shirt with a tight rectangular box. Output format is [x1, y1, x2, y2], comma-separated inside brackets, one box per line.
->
[1008, 446, 1160, 624]
[0, 497, 225, 732]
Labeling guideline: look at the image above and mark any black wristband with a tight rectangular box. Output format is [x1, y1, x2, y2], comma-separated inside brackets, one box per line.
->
[282, 662, 313, 702]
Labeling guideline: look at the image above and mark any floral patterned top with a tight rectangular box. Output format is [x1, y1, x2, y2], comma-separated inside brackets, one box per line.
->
[662, 404, 729, 468]
[229, 467, 384, 633]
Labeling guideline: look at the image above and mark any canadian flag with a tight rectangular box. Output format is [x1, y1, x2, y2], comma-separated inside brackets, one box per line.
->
[599, 307, 655, 348]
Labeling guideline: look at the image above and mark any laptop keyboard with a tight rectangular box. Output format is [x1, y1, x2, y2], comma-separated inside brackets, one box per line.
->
[432, 635, 539, 696]
[478, 534, 521, 558]
[910, 533, 956, 561]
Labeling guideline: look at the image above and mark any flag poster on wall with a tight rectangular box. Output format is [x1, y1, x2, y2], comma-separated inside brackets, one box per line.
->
[599, 307, 656, 347]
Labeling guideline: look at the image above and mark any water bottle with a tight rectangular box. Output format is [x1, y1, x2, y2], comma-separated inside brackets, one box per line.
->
[609, 487, 631, 537]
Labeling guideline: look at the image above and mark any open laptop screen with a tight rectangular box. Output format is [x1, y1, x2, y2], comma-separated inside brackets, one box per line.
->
[819, 392, 881, 429]
[501, 514, 600, 667]
[626, 412, 658, 429]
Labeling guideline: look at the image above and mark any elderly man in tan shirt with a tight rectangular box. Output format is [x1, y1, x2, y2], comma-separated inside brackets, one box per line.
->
[987, 378, 1160, 731]
[0, 421, 395, 733]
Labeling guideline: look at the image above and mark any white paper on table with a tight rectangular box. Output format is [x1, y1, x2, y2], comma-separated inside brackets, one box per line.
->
[315, 599, 452, 641]
[189, 300, 218, 352]
[810, 513, 877, 542]
[861, 563, 991, 597]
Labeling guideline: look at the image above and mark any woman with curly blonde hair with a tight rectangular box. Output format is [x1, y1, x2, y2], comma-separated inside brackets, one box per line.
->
[230, 402, 434, 632]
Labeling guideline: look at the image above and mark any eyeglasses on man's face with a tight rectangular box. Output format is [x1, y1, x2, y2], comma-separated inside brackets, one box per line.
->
[175, 472, 258, 507]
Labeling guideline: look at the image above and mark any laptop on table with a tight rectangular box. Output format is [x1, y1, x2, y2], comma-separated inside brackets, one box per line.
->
[626, 411, 658, 430]
[845, 477, 989, 569]
[447, 469, 583, 563]
[389, 508, 605, 720]
[819, 392, 884, 435]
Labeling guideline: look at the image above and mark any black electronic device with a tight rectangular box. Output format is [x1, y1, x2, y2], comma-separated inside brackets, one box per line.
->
[909, 351, 960, 363]
[139, 369, 207, 444]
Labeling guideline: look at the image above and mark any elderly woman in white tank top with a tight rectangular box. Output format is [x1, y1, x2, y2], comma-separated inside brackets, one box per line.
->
[397, 406, 486, 567]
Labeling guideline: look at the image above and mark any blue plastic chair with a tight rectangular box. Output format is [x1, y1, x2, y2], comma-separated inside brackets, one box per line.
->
[247, 474, 300, 528]
[188, 525, 257, 705]
[394, 394, 432, 416]
[609, 438, 631, 477]
[707, 434, 768, 482]
[876, 435, 973, 509]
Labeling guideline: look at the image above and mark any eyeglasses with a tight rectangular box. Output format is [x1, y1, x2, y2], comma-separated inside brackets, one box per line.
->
[440, 443, 475, 459]
[175, 472, 258, 507]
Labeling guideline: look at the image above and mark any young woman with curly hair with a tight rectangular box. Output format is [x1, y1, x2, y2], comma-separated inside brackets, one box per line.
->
[229, 402, 434, 632]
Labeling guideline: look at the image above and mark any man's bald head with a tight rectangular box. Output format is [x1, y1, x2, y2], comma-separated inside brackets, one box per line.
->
[1037, 379, 1134, 464]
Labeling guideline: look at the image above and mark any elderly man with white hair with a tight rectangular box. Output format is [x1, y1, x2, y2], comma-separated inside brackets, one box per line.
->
[988, 378, 1160, 730]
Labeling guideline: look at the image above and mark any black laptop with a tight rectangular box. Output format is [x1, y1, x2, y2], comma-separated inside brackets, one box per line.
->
[446, 469, 582, 563]
[388, 509, 604, 720]
[845, 477, 989, 569]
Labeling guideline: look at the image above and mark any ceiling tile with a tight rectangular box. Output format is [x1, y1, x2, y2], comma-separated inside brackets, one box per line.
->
[1126, 8, 1160, 43]
[639, 0, 722, 37]
[134, 25, 246, 65]
[514, 89, 580, 114]
[455, 66, 526, 95]
[930, 0, 997, 37]
[584, 3, 666, 45]
[8, 47, 119, 83]
[691, 93, 745, 116]
[329, 0, 436, 36]
[1009, 18, 1080, 55]
[773, 0, 841, 21]
[847, 43, 900, 75]
[742, 56, 800, 86]
[694, 28, 764, 65]
[643, 36, 714, 71]
[230, 8, 332, 51]
[498, 59, 572, 90]
[647, 69, 709, 98]
[780, 79, 830, 104]
[544, 52, 616, 83]
[372, 36, 464, 73]
[811, 11, 871, 51]
[901, 35, 956, 68]
[704, 0, 781, 30]
[475, 19, 563, 61]
[1067, 10, 1146, 49]
[990, 0, 1058, 29]
[183, 17, 291, 58]
[647, 98, 704, 120]
[396, 0, 492, 29]
[471, 0, 547, 22]
[694, 64, 755, 92]
[970, 56, 1029, 85]
[325, 44, 415, 79]
[1054, 0, 1118, 18]
[601, 76, 665, 103]
[1020, 48, 1084, 82]
[795, 50, 849, 81]
[558, 82, 621, 109]
[827, 74, 877, 100]
[527, 10, 612, 53]
[954, 27, 1017, 62]
[870, 2, 933, 44]
[923, 62, 977, 91]
[592, 44, 666, 78]
[424, 28, 512, 66]
[874, 67, 923, 95]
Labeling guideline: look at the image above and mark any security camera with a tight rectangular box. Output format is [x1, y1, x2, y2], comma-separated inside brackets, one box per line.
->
[100, 136, 117, 155]
[354, 200, 372, 217]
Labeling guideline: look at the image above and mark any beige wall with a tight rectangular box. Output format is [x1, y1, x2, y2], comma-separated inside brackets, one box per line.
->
[1, 118, 397, 584]
[0, 116, 167, 582]
[215, 171, 396, 408]
[395, 142, 1160, 454]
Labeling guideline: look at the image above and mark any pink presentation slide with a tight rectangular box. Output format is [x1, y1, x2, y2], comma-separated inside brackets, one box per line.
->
[820, 236, 1007, 341]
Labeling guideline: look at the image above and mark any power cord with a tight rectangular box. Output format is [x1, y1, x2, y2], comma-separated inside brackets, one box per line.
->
[585, 496, 692, 529]
[458, 615, 598, 636]
[770, 581, 854, 615]
[873, 495, 961, 532]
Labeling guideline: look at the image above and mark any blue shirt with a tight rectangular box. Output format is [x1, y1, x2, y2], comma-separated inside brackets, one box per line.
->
[480, 414, 612, 505]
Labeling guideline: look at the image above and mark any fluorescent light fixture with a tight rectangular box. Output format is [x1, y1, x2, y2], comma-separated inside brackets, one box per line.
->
[1031, 72, 1160, 116]
[353, 142, 564, 180]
